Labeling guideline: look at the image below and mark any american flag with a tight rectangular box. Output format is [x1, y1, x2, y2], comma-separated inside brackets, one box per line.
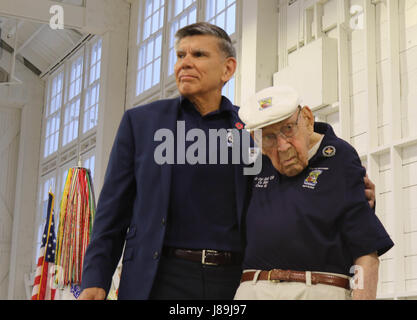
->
[31, 192, 57, 300]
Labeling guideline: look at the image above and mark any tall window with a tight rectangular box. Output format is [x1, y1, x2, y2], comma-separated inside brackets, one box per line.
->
[135, 0, 239, 103]
[136, 0, 165, 95]
[35, 36, 102, 267]
[44, 72, 63, 158]
[63, 55, 83, 146]
[84, 39, 102, 133]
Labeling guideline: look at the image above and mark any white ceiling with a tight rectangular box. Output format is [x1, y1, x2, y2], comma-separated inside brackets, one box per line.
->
[0, 0, 87, 75]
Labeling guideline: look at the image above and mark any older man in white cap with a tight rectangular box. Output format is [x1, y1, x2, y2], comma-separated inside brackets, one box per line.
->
[234, 85, 394, 300]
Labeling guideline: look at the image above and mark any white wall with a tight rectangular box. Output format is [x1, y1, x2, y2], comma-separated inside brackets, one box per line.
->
[0, 49, 44, 299]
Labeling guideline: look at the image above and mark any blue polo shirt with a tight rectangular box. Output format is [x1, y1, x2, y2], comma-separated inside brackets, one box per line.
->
[163, 96, 242, 252]
[243, 122, 394, 275]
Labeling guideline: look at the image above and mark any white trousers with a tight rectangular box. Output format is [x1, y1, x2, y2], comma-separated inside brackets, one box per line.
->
[234, 270, 352, 300]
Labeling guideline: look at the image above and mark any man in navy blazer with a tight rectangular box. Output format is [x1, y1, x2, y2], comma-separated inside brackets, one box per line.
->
[79, 22, 253, 300]
[79, 22, 375, 300]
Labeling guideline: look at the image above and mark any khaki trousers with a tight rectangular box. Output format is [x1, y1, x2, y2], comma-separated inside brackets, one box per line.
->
[234, 270, 352, 300]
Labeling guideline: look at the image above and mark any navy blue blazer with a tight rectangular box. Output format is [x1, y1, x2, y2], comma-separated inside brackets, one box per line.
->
[81, 97, 252, 299]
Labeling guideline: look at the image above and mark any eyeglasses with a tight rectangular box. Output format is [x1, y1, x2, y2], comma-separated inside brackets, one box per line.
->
[256, 106, 302, 149]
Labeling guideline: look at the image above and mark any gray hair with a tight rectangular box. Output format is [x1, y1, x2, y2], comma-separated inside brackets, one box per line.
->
[175, 22, 236, 58]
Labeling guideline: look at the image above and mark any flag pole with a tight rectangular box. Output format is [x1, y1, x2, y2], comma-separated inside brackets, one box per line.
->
[36, 192, 55, 300]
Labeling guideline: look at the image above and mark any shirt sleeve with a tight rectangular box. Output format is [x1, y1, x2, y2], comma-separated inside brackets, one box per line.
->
[340, 148, 394, 261]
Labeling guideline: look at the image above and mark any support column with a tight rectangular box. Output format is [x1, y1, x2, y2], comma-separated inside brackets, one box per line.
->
[6, 62, 44, 299]
[240, 0, 279, 104]
[93, 0, 130, 194]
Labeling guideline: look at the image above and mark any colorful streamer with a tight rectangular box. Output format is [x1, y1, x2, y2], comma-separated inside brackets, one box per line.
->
[55, 167, 96, 287]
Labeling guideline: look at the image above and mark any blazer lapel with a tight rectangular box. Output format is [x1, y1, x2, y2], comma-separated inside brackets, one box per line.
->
[158, 98, 181, 216]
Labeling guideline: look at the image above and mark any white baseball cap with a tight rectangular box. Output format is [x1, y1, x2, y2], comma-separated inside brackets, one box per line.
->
[239, 85, 301, 130]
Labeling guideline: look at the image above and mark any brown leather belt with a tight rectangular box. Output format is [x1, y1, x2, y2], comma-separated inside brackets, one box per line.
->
[162, 247, 242, 266]
[240, 269, 351, 290]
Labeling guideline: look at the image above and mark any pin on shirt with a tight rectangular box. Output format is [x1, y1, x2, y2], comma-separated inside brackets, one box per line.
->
[322, 146, 336, 157]
[227, 129, 234, 147]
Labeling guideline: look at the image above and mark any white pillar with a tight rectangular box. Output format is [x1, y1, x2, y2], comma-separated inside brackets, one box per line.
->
[240, 0, 279, 104]
[93, 0, 130, 195]
[6, 62, 44, 299]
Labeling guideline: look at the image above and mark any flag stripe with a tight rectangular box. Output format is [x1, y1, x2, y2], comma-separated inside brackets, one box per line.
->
[32, 192, 57, 300]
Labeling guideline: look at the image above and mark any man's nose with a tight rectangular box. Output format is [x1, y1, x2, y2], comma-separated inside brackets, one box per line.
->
[178, 53, 193, 69]
[276, 135, 291, 152]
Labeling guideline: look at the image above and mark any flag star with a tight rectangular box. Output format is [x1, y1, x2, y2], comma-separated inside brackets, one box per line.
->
[43, 235, 46, 238]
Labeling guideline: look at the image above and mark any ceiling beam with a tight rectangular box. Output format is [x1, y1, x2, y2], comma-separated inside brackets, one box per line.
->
[0, 0, 85, 30]
[16, 24, 47, 54]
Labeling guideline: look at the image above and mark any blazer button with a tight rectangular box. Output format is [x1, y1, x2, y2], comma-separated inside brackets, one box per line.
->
[153, 251, 159, 260]
[161, 218, 166, 226]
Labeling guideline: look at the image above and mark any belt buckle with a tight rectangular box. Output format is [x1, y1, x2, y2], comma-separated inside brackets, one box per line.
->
[201, 249, 219, 266]
[268, 270, 281, 283]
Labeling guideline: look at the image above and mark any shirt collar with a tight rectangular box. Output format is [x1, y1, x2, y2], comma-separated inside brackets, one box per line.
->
[308, 135, 324, 160]
[179, 95, 236, 117]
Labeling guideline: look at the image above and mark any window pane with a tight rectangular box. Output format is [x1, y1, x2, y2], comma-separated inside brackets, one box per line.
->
[189, 6, 196, 23]
[146, 40, 154, 64]
[146, 0, 153, 17]
[89, 65, 96, 85]
[216, 11, 225, 30]
[175, 0, 183, 16]
[152, 11, 159, 34]
[136, 69, 144, 95]
[144, 64, 153, 91]
[83, 155, 95, 180]
[63, 99, 80, 146]
[206, 0, 215, 20]
[138, 46, 146, 69]
[144, 17, 151, 39]
[217, 0, 225, 12]
[153, 58, 161, 85]
[222, 76, 235, 104]
[155, 33, 162, 57]
[185, 0, 192, 8]
[180, 14, 187, 28]
[83, 84, 99, 133]
[226, 4, 236, 34]
[159, 7, 164, 29]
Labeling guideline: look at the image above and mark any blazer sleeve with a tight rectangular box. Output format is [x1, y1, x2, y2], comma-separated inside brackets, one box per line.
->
[81, 110, 136, 294]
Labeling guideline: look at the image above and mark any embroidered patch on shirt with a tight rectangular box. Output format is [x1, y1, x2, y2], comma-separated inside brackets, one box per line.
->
[322, 145, 336, 157]
[254, 175, 275, 188]
[303, 169, 323, 189]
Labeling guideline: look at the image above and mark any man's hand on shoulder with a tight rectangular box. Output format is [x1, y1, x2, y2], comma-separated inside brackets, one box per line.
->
[78, 287, 106, 300]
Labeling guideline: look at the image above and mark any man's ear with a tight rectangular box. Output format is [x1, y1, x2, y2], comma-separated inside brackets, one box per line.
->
[222, 57, 237, 83]
[301, 106, 314, 131]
